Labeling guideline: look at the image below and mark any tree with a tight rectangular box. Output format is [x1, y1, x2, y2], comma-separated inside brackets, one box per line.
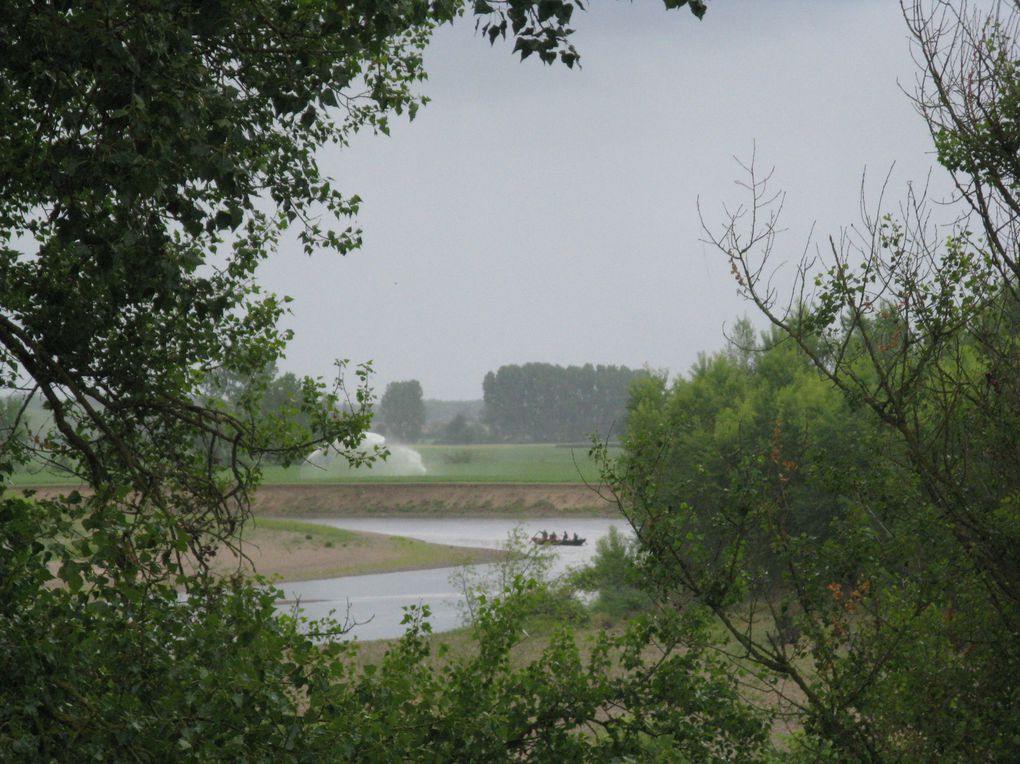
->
[483, 362, 645, 442]
[202, 365, 319, 463]
[570, 526, 649, 620]
[0, 395, 27, 449]
[605, 1, 1020, 759]
[378, 379, 426, 442]
[436, 411, 489, 443]
[606, 327, 919, 759]
[1, 2, 714, 757]
[0, 0, 707, 555]
[713, 0, 1020, 616]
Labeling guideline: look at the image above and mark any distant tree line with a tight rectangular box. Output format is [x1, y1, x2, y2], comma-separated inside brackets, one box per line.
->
[201, 362, 646, 446]
[482, 363, 645, 443]
[374, 364, 645, 444]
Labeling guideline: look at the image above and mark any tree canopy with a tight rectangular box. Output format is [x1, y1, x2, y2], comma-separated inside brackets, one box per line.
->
[0, 0, 706, 556]
[17, 0, 1020, 759]
[378, 379, 426, 442]
[483, 362, 644, 442]
[0, 2, 715, 760]
[603, 1, 1020, 759]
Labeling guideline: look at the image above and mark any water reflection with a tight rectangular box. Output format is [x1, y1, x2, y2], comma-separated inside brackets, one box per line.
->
[277, 517, 630, 641]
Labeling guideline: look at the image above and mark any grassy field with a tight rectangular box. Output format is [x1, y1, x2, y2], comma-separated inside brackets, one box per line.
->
[9, 443, 621, 487]
[265, 443, 619, 484]
[7, 467, 82, 487]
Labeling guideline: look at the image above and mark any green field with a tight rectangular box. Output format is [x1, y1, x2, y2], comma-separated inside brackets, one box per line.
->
[7, 467, 82, 487]
[9, 443, 620, 486]
[263, 443, 619, 484]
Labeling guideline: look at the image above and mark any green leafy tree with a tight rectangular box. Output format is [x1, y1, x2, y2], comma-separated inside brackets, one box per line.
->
[483, 362, 645, 442]
[202, 365, 319, 463]
[0, 2, 714, 758]
[570, 525, 649, 621]
[435, 411, 489, 443]
[451, 525, 586, 626]
[607, 2, 1020, 759]
[378, 379, 426, 442]
[317, 586, 768, 763]
[0, 395, 29, 462]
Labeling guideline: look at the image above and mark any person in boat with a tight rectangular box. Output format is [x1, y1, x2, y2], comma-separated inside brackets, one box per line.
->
[572, 532, 579, 542]
[549, 532, 558, 542]
[563, 530, 568, 542]
[540, 530, 548, 541]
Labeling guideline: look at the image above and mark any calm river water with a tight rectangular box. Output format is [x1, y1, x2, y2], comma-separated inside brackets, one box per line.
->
[276, 517, 631, 641]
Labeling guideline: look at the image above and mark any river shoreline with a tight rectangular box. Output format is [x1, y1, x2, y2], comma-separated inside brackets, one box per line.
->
[204, 517, 505, 582]
[17, 483, 618, 583]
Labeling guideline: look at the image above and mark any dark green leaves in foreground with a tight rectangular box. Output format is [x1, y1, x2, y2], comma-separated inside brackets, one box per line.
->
[0, 494, 767, 763]
[474, 0, 706, 67]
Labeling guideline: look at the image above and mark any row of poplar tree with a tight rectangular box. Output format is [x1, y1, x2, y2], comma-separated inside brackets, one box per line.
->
[376, 363, 645, 443]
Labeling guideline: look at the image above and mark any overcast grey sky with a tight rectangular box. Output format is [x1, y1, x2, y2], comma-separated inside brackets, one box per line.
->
[259, 0, 949, 401]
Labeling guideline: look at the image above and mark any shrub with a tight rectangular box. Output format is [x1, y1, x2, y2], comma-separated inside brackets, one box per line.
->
[572, 526, 651, 619]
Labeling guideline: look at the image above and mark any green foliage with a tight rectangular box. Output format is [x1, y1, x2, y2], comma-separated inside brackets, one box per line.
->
[0, 492, 350, 761]
[0, 1, 713, 760]
[570, 526, 650, 620]
[435, 411, 490, 444]
[611, 312, 1020, 759]
[610, 4, 1020, 759]
[378, 379, 426, 442]
[0, 395, 31, 471]
[1, 0, 431, 561]
[422, 399, 489, 443]
[2, 490, 769, 762]
[201, 365, 327, 465]
[475, 0, 706, 67]
[0, 1, 722, 758]
[451, 525, 586, 626]
[327, 589, 768, 762]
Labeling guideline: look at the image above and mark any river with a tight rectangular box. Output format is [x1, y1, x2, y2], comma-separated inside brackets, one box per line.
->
[275, 517, 631, 641]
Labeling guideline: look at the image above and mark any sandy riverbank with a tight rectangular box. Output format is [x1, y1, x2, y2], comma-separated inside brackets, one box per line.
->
[205, 518, 503, 582]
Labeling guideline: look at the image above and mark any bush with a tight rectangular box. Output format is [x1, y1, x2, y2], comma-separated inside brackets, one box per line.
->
[434, 414, 490, 445]
[571, 526, 651, 619]
[451, 526, 587, 627]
